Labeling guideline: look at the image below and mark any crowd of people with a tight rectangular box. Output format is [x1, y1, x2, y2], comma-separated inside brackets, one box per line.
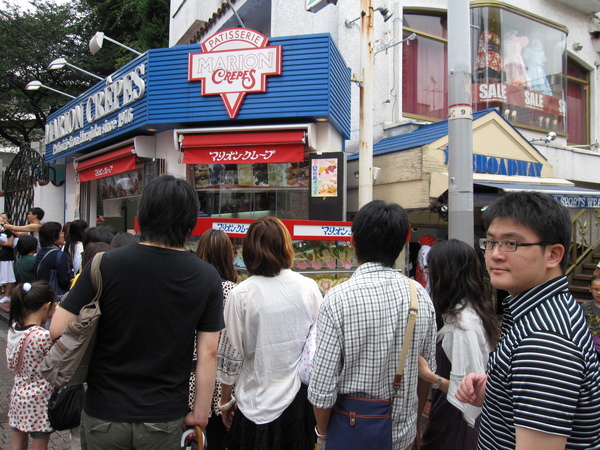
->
[3, 176, 600, 450]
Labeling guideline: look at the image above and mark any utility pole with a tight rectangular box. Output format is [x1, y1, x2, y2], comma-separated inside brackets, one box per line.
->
[447, 0, 474, 245]
[357, 0, 374, 209]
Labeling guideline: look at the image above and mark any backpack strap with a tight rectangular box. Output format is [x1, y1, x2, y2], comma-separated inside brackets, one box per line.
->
[36, 248, 58, 277]
[17, 329, 37, 373]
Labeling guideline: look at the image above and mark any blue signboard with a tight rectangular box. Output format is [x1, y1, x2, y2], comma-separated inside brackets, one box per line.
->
[44, 33, 351, 162]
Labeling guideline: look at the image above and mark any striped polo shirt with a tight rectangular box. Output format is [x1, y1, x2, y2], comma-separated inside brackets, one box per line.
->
[478, 276, 600, 449]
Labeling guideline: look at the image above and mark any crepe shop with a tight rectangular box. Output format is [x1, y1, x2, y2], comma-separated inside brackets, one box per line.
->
[44, 29, 351, 233]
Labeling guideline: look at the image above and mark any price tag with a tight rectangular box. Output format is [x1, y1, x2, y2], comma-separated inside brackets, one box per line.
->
[448, 105, 473, 120]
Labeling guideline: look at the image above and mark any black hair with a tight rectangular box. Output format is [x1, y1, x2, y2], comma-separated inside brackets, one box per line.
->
[39, 222, 62, 248]
[2, 211, 12, 221]
[590, 275, 600, 285]
[16, 235, 38, 256]
[64, 219, 88, 259]
[482, 192, 572, 273]
[30, 207, 45, 221]
[9, 281, 55, 328]
[138, 175, 199, 248]
[351, 200, 409, 267]
[428, 239, 499, 347]
[83, 227, 115, 247]
[110, 232, 139, 248]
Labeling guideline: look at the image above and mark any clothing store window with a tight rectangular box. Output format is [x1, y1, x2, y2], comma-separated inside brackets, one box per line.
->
[471, 3, 567, 134]
[192, 162, 310, 220]
[402, 12, 448, 121]
[566, 59, 589, 146]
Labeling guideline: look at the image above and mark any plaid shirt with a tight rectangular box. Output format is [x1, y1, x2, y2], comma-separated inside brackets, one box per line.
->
[308, 262, 437, 449]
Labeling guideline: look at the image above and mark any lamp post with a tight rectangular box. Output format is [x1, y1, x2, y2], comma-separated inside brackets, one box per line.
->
[89, 32, 141, 56]
[48, 57, 104, 81]
[25, 80, 75, 99]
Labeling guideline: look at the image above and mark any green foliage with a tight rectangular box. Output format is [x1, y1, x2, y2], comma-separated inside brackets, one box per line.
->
[0, 0, 169, 149]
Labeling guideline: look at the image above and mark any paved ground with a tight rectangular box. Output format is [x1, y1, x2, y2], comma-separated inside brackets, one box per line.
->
[0, 304, 72, 449]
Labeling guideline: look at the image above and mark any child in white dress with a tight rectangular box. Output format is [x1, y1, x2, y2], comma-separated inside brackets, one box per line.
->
[6, 281, 56, 450]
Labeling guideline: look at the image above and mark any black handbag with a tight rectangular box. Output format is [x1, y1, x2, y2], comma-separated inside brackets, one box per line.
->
[47, 384, 85, 431]
[327, 280, 419, 450]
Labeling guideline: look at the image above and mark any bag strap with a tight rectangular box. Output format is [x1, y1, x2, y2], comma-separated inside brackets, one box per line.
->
[393, 279, 419, 387]
[17, 329, 37, 373]
[37, 248, 58, 277]
[89, 252, 104, 299]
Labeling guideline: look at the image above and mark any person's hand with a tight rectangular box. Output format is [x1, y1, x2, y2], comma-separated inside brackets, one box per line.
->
[417, 355, 434, 381]
[184, 409, 209, 430]
[317, 437, 326, 450]
[221, 407, 235, 431]
[456, 373, 487, 407]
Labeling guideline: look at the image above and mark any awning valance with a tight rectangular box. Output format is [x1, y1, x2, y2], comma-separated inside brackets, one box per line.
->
[181, 131, 306, 165]
[76, 145, 136, 182]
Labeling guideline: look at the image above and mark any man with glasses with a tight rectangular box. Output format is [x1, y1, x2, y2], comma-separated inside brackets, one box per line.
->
[457, 191, 600, 449]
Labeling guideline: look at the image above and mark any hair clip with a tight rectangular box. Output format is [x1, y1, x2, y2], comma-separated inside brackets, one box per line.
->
[22, 283, 31, 293]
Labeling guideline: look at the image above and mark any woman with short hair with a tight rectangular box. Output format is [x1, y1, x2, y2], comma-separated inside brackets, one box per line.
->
[219, 217, 322, 449]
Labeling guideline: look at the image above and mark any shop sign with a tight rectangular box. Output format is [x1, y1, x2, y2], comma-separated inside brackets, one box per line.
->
[188, 28, 282, 119]
[294, 224, 352, 238]
[46, 64, 146, 154]
[444, 148, 543, 177]
[473, 83, 566, 118]
[552, 195, 600, 209]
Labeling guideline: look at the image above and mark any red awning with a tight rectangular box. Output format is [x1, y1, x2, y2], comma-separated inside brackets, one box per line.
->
[77, 145, 136, 182]
[182, 131, 305, 165]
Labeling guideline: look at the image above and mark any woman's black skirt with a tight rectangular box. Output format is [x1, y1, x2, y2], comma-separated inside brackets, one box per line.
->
[223, 383, 316, 450]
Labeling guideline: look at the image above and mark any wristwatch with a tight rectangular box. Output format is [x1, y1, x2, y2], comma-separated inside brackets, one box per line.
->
[431, 375, 443, 389]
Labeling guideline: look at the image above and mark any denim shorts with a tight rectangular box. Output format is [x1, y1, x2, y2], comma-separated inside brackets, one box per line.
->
[11, 427, 52, 439]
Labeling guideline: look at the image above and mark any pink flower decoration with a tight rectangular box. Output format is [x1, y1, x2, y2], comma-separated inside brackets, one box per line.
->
[311, 261, 323, 270]
[296, 261, 309, 270]
[326, 261, 337, 269]
[341, 261, 353, 269]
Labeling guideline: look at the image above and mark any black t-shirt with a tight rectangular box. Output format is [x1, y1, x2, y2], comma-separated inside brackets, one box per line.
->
[61, 243, 224, 422]
[0, 229, 14, 261]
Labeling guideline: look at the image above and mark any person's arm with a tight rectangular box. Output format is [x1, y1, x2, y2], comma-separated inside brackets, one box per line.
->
[455, 373, 487, 407]
[313, 406, 331, 447]
[515, 427, 567, 450]
[4, 223, 40, 236]
[219, 383, 235, 430]
[0, 234, 14, 248]
[417, 355, 449, 394]
[49, 307, 77, 340]
[185, 331, 220, 429]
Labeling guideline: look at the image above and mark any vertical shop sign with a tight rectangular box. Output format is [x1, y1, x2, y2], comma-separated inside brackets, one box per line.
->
[188, 28, 282, 119]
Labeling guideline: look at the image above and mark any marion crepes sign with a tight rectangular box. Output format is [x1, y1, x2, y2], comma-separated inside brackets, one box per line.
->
[188, 28, 282, 119]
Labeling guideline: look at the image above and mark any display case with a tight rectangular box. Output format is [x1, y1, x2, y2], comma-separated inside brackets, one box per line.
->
[193, 218, 356, 294]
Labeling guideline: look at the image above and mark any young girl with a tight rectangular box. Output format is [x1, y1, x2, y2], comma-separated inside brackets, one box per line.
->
[6, 281, 56, 450]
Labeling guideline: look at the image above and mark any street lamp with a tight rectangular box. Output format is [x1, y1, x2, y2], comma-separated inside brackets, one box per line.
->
[89, 32, 141, 56]
[48, 57, 104, 81]
[25, 80, 75, 99]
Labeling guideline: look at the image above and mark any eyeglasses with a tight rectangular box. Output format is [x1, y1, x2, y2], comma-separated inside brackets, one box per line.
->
[479, 238, 552, 252]
[590, 288, 600, 293]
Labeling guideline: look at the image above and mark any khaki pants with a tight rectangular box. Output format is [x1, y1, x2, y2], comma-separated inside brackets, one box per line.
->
[80, 411, 184, 450]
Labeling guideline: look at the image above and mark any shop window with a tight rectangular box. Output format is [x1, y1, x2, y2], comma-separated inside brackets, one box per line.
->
[566, 58, 590, 146]
[471, 3, 567, 134]
[402, 13, 448, 121]
[192, 162, 310, 220]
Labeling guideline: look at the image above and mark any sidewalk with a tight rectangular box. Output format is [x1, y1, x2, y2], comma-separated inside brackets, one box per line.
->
[0, 302, 72, 449]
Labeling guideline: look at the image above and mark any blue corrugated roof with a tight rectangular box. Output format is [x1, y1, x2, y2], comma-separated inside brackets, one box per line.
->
[348, 108, 497, 161]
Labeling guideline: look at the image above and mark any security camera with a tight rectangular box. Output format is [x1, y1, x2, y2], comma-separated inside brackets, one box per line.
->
[544, 131, 557, 144]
